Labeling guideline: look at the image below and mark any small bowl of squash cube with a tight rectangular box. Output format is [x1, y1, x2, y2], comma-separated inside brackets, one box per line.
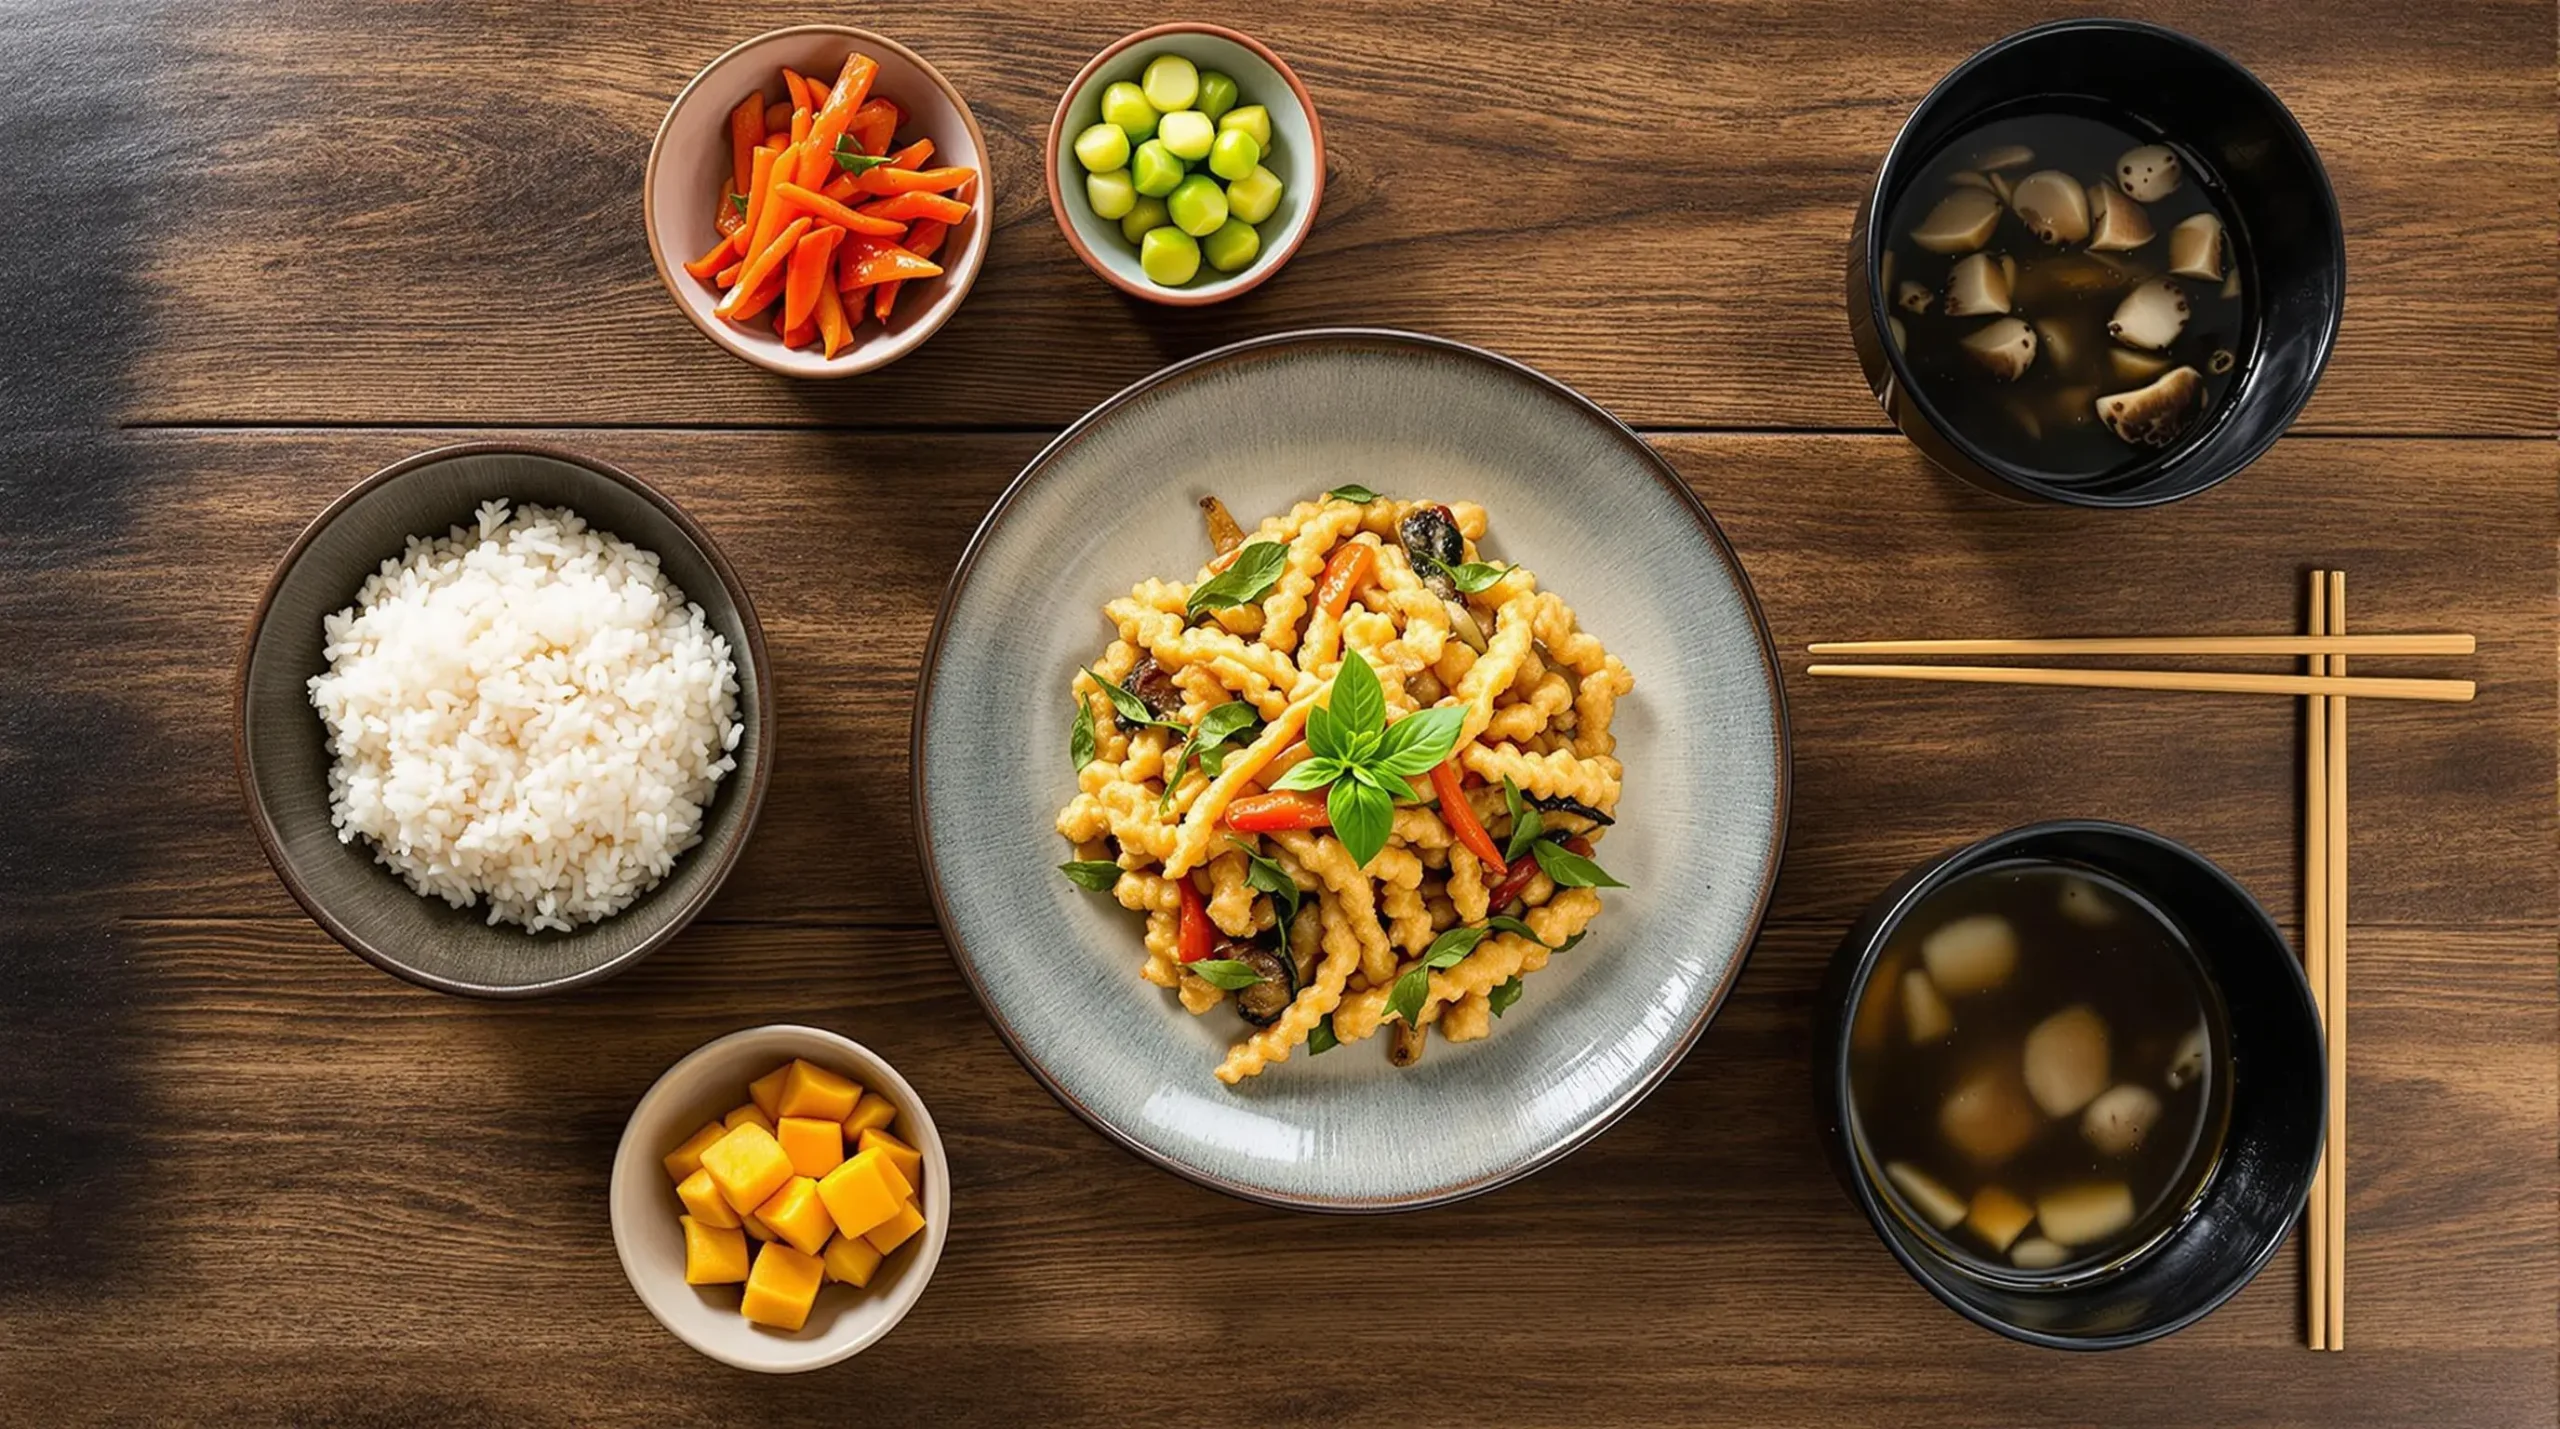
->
[611, 1025, 948, 1372]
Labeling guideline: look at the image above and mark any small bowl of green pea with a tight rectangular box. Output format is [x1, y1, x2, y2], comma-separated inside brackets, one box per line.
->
[1046, 22, 1323, 304]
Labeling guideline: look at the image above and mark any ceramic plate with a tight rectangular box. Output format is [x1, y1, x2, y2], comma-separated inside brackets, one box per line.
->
[914, 330, 1788, 1210]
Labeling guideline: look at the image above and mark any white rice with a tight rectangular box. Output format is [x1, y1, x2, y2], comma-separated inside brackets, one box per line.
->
[308, 500, 742, 933]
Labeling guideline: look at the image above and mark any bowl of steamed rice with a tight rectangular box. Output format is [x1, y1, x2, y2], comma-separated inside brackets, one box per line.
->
[236, 443, 773, 996]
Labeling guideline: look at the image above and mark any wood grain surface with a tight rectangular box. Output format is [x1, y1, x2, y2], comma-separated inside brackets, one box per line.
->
[1, 0, 2552, 1425]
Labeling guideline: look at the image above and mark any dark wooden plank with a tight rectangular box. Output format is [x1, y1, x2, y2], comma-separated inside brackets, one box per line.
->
[108, 0, 2557, 434]
[14, 428, 2546, 932]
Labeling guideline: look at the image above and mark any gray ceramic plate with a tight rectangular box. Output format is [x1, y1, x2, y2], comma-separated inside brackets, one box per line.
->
[915, 330, 1789, 1210]
[235, 443, 773, 996]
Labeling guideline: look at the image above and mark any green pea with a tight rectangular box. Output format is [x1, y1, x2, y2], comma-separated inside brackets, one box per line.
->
[1166, 173, 1229, 237]
[1073, 122, 1131, 174]
[1202, 217, 1261, 273]
[1218, 104, 1271, 152]
[1100, 82, 1158, 141]
[1131, 139, 1186, 198]
[1157, 109, 1214, 163]
[1224, 164, 1284, 225]
[1141, 54, 1199, 113]
[1140, 225, 1201, 285]
[1084, 168, 1137, 221]
[1208, 128, 1260, 182]
[1195, 71, 1240, 122]
[1119, 195, 1170, 245]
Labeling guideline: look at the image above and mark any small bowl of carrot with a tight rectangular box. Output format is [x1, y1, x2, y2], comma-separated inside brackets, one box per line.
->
[646, 26, 991, 378]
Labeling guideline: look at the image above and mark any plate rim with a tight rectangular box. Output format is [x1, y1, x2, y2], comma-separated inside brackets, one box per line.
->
[910, 327, 1793, 1212]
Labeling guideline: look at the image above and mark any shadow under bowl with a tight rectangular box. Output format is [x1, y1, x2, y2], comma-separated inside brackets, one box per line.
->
[1813, 820, 2324, 1350]
[234, 442, 773, 996]
[1847, 18, 2344, 506]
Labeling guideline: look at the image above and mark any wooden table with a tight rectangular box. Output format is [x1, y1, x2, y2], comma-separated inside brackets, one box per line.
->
[4, 2, 2551, 1423]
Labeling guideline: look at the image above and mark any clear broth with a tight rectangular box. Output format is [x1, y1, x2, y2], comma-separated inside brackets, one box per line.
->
[1882, 111, 2253, 484]
[1848, 861, 2232, 1282]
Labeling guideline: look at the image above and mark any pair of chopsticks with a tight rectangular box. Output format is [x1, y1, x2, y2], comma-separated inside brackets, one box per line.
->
[1807, 634, 2475, 701]
[2305, 572, 2349, 1351]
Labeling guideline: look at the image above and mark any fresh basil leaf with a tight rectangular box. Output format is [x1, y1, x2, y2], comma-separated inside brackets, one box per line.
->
[1327, 774, 1392, 869]
[1322, 484, 1378, 504]
[1083, 666, 1180, 731]
[1159, 700, 1263, 810]
[1344, 762, 1394, 796]
[1433, 559, 1510, 594]
[1187, 958, 1267, 991]
[1488, 976, 1525, 1018]
[1058, 860, 1122, 892]
[1532, 839, 1628, 889]
[1071, 699, 1096, 771]
[1186, 541, 1289, 620]
[729, 191, 748, 216]
[1270, 756, 1343, 792]
[1483, 913, 1545, 944]
[833, 136, 895, 173]
[1327, 649, 1386, 741]
[1303, 698, 1346, 761]
[1229, 838, 1302, 925]
[1501, 776, 1543, 861]
[1385, 925, 1492, 1029]
[1384, 963, 1431, 1029]
[1309, 1014, 1339, 1054]
[1371, 705, 1467, 777]
[1556, 931, 1586, 953]
[1195, 701, 1260, 748]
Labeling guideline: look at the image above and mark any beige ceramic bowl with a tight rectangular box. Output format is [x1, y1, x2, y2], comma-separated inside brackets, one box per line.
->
[645, 26, 991, 377]
[610, 1025, 951, 1372]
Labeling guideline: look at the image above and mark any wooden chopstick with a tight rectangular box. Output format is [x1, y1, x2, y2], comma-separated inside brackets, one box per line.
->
[1804, 664, 2475, 702]
[2324, 571, 2350, 1350]
[1809, 634, 2474, 657]
[2305, 573, 2332, 1351]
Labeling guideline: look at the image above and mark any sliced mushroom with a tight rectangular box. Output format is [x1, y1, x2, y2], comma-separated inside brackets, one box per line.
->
[1896, 279, 1934, 315]
[1224, 940, 1299, 1027]
[1986, 170, 2014, 206]
[1124, 655, 1184, 721]
[2023, 1004, 2111, 1117]
[2165, 1024, 2209, 1090]
[1397, 504, 1465, 598]
[2010, 169, 2091, 245]
[1966, 1185, 2037, 1253]
[2057, 875, 2119, 927]
[1911, 187, 2004, 254]
[1921, 914, 2017, 994]
[1884, 1161, 1967, 1231]
[1975, 143, 2035, 171]
[1960, 318, 2038, 381]
[1199, 494, 1247, 555]
[1902, 968, 1954, 1044]
[2085, 182, 2155, 252]
[2010, 1236, 2070, 1270]
[2115, 144, 2183, 202]
[1387, 1019, 1428, 1067]
[1941, 253, 2011, 316]
[2108, 345, 2174, 382]
[2013, 253, 2132, 307]
[2036, 1182, 2136, 1247]
[2095, 367, 2206, 448]
[1997, 253, 2018, 292]
[2083, 1083, 2164, 1156]
[1444, 599, 1488, 653]
[2107, 278, 2191, 351]
[1941, 1063, 2040, 1165]
[2033, 319, 2084, 376]
[1948, 169, 1996, 192]
[2220, 268, 2242, 301]
[2168, 212, 2226, 281]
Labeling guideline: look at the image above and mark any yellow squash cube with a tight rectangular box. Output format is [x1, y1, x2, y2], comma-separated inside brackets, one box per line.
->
[748, 1062, 792, 1120]
[777, 1116, 845, 1179]
[816, 1146, 910, 1239]
[723, 1103, 775, 1136]
[841, 1092, 897, 1139]
[753, 1175, 837, 1257]
[777, 1059, 861, 1122]
[862, 1198, 926, 1257]
[662, 1120, 728, 1182]
[740, 1242, 826, 1331]
[821, 1234, 885, 1288]
[856, 1128, 923, 1189]
[740, 1211, 774, 1243]
[676, 1167, 742, 1229]
[681, 1215, 751, 1285]
[700, 1122, 794, 1215]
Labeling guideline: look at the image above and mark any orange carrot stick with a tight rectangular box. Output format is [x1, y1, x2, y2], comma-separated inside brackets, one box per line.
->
[747, 143, 799, 258]
[683, 230, 740, 280]
[790, 105, 811, 146]
[814, 270, 852, 357]
[769, 182, 908, 237]
[854, 164, 976, 197]
[848, 97, 898, 156]
[782, 68, 815, 113]
[839, 235, 944, 286]
[763, 99, 792, 132]
[856, 191, 969, 224]
[713, 258, 744, 288]
[719, 215, 809, 318]
[880, 138, 933, 170]
[801, 53, 878, 187]
[727, 94, 766, 199]
[784, 225, 846, 331]
[872, 218, 950, 323]
[821, 172, 858, 202]
[723, 264, 786, 322]
[740, 145, 780, 256]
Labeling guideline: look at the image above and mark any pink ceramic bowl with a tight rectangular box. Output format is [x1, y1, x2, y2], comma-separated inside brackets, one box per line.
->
[645, 25, 991, 377]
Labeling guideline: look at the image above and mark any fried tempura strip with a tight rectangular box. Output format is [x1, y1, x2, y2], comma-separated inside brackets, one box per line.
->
[1214, 889, 1363, 1083]
[1160, 695, 1315, 877]
[1331, 889, 1603, 1041]
[1460, 743, 1623, 811]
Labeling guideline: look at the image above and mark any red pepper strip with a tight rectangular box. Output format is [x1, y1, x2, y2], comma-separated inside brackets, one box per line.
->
[857, 190, 970, 224]
[716, 216, 808, 320]
[770, 182, 908, 237]
[727, 92, 766, 199]
[1313, 542, 1375, 620]
[848, 96, 898, 156]
[1225, 789, 1330, 833]
[1429, 757, 1507, 870]
[783, 224, 845, 332]
[1487, 850, 1539, 911]
[1177, 877, 1213, 964]
[837, 234, 944, 286]
[854, 164, 977, 197]
[800, 52, 877, 188]
[683, 230, 741, 280]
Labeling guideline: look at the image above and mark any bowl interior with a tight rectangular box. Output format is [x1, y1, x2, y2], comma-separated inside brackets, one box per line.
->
[648, 26, 990, 376]
[1822, 822, 2324, 1348]
[918, 330, 1787, 1209]
[240, 447, 767, 995]
[611, 1026, 949, 1373]
[1864, 20, 2341, 505]
[1054, 29, 1317, 301]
